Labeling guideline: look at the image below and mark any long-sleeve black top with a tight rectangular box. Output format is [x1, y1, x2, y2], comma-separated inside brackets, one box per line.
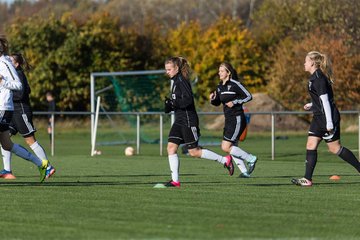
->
[12, 67, 31, 105]
[170, 73, 199, 127]
[211, 79, 252, 118]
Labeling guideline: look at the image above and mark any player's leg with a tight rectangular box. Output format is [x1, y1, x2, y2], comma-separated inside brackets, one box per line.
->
[0, 147, 15, 179]
[0, 131, 48, 182]
[0, 117, 18, 179]
[327, 140, 360, 173]
[292, 117, 322, 186]
[24, 135, 56, 178]
[14, 107, 56, 178]
[223, 115, 257, 174]
[165, 124, 182, 187]
[221, 140, 249, 177]
[185, 126, 234, 176]
[322, 119, 360, 172]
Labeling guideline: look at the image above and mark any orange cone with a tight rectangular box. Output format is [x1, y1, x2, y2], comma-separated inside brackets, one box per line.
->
[329, 175, 341, 180]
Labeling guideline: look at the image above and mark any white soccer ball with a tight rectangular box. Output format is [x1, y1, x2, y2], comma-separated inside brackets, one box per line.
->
[93, 150, 102, 155]
[125, 146, 135, 156]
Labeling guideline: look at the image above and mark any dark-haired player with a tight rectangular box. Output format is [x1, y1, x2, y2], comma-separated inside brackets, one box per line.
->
[210, 62, 257, 178]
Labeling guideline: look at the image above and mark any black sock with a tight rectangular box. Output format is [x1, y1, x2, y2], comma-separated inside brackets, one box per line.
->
[304, 150, 317, 180]
[337, 147, 360, 172]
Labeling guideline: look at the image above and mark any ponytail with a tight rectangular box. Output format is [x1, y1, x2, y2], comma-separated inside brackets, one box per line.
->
[165, 56, 191, 81]
[11, 53, 32, 71]
[307, 51, 334, 83]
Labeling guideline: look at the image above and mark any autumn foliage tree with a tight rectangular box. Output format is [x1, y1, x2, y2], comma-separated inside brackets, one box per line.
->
[267, 29, 360, 111]
[168, 17, 265, 105]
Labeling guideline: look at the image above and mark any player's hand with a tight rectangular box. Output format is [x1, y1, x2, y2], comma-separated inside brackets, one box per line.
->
[304, 102, 312, 111]
[164, 97, 174, 113]
[210, 91, 216, 100]
[225, 101, 234, 108]
[326, 122, 334, 132]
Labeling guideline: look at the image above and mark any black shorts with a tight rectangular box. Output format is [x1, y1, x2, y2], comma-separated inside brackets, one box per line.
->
[223, 114, 246, 144]
[168, 123, 200, 149]
[9, 103, 36, 137]
[308, 114, 340, 143]
[0, 110, 13, 132]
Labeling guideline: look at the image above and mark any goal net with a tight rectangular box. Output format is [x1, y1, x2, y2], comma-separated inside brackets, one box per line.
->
[90, 70, 170, 152]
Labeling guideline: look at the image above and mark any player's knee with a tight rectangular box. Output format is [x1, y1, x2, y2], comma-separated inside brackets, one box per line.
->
[328, 145, 341, 154]
[167, 144, 177, 155]
[306, 142, 317, 150]
[188, 148, 201, 158]
[1, 142, 12, 151]
[221, 144, 230, 153]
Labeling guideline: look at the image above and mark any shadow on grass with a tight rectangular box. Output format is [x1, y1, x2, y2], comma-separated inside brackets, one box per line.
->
[11, 173, 198, 179]
[254, 174, 359, 179]
[1, 180, 360, 187]
[241, 182, 360, 187]
[1, 173, 358, 187]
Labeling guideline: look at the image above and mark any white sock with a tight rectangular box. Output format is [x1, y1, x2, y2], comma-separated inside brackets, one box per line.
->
[232, 155, 247, 173]
[30, 141, 47, 160]
[200, 149, 226, 164]
[11, 144, 42, 167]
[1, 147, 12, 171]
[230, 146, 250, 161]
[30, 141, 51, 169]
[168, 154, 180, 182]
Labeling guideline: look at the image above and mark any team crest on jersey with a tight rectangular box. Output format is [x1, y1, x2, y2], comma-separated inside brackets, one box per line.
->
[227, 85, 231, 91]
[172, 93, 176, 99]
[308, 81, 312, 90]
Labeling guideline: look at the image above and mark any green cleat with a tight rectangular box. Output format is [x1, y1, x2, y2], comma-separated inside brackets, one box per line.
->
[38, 160, 49, 183]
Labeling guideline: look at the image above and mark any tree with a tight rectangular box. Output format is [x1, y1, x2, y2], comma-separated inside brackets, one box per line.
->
[6, 12, 167, 110]
[168, 17, 265, 105]
[267, 29, 360, 111]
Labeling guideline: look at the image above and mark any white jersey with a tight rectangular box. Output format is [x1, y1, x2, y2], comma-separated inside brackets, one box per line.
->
[0, 55, 21, 111]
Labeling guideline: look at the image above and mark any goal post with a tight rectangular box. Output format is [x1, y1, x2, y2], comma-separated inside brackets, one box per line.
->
[90, 70, 166, 151]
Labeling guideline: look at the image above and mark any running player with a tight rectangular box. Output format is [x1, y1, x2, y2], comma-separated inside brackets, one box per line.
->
[292, 51, 360, 186]
[210, 62, 257, 178]
[0, 53, 55, 179]
[0, 38, 48, 182]
[163, 56, 234, 188]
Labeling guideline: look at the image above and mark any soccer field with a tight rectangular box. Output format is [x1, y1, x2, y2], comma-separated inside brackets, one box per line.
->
[1, 131, 359, 240]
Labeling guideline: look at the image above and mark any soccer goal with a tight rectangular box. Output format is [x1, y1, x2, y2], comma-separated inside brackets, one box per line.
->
[90, 70, 168, 155]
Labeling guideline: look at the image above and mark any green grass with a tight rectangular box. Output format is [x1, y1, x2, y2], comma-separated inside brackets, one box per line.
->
[1, 131, 359, 240]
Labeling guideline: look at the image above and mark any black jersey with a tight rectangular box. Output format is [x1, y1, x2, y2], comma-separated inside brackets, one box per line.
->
[12, 67, 31, 106]
[308, 69, 338, 117]
[170, 73, 199, 127]
[210, 79, 252, 117]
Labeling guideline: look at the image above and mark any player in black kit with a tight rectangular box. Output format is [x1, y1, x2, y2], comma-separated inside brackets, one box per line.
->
[210, 62, 257, 178]
[163, 57, 234, 188]
[292, 51, 360, 186]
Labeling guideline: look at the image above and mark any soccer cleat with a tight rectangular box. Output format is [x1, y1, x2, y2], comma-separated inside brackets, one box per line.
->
[45, 165, 56, 179]
[246, 155, 258, 174]
[0, 169, 16, 179]
[38, 160, 49, 183]
[239, 172, 251, 178]
[291, 177, 313, 187]
[164, 180, 181, 188]
[224, 155, 234, 176]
